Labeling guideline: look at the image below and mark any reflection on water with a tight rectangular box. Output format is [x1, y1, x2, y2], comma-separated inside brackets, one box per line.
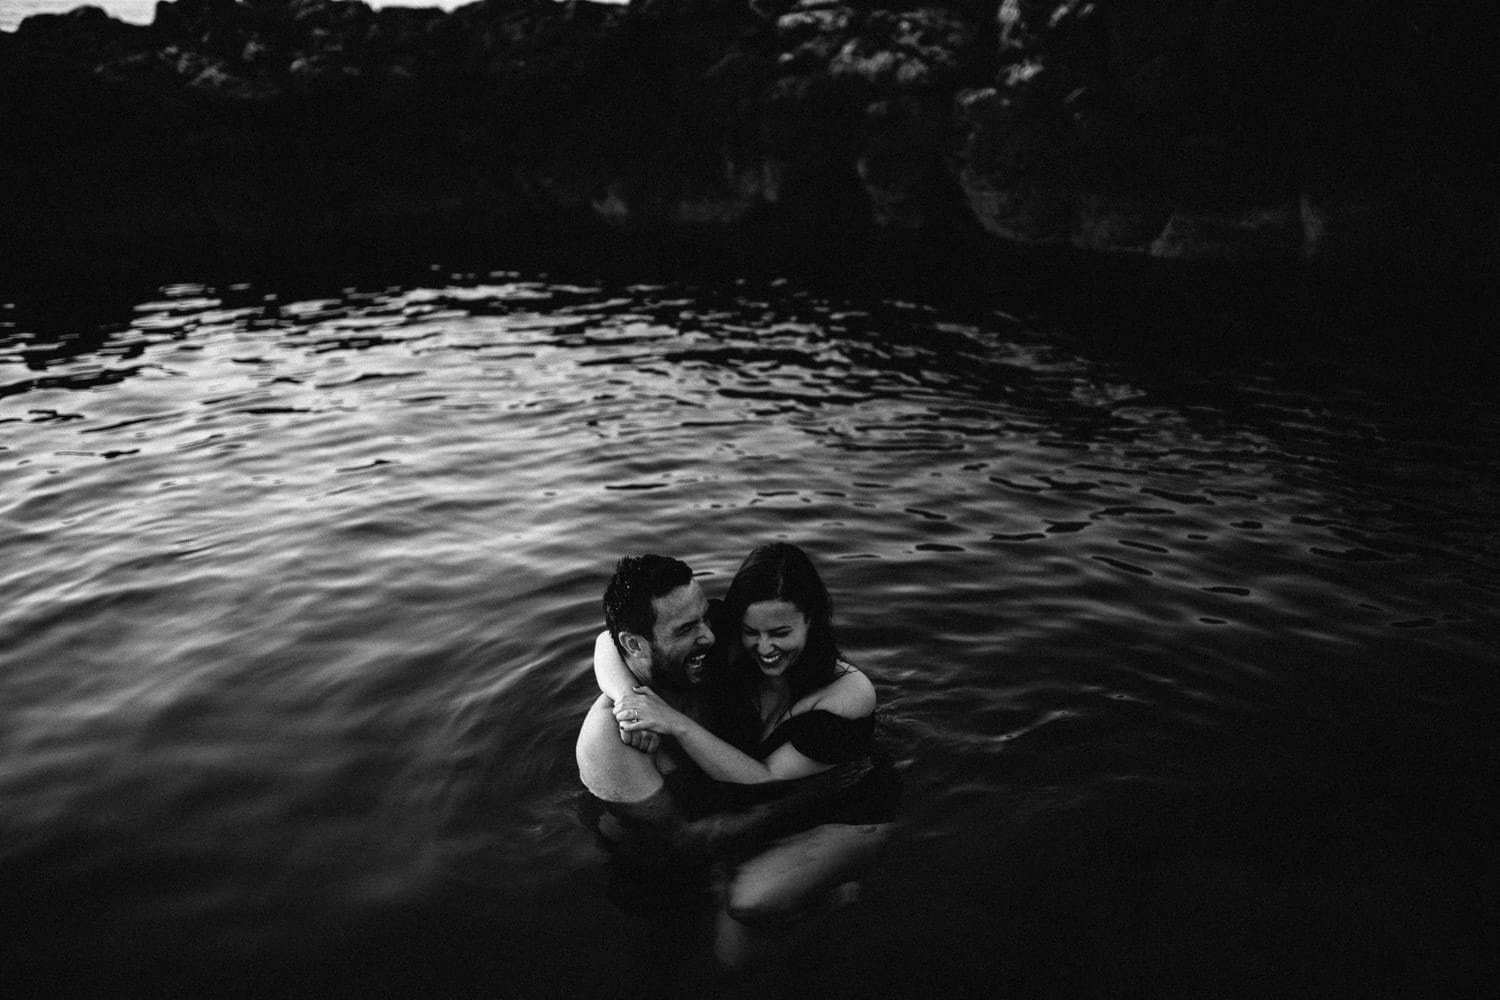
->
[1, 270, 1497, 997]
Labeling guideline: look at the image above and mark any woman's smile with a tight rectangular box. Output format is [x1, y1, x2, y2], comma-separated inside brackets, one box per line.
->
[757, 648, 787, 670]
[741, 599, 810, 677]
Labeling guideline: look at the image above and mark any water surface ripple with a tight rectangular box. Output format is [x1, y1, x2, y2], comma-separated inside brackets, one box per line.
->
[2, 273, 1496, 996]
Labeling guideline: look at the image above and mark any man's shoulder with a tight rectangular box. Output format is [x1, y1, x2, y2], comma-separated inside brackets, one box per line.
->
[576, 694, 665, 803]
[576, 694, 627, 764]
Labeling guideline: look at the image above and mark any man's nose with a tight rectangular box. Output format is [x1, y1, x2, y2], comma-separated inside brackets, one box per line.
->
[695, 622, 713, 646]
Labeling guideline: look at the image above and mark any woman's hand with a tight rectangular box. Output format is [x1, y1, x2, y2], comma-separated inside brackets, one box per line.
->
[613, 686, 687, 738]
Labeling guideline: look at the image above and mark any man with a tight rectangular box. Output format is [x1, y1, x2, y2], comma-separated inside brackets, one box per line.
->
[576, 553, 716, 827]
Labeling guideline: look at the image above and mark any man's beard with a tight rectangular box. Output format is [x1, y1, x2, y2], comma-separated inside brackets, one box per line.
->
[651, 647, 707, 691]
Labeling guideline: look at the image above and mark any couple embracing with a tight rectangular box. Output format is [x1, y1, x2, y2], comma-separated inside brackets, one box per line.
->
[575, 542, 899, 973]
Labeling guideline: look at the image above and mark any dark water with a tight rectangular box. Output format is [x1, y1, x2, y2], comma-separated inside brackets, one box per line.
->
[2, 267, 1497, 998]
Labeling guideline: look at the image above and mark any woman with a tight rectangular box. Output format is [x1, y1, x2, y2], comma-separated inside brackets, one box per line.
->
[595, 542, 895, 971]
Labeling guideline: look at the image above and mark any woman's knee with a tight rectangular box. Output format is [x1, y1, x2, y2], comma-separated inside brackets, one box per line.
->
[724, 822, 892, 924]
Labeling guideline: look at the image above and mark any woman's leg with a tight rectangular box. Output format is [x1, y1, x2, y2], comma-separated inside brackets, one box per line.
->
[714, 822, 893, 971]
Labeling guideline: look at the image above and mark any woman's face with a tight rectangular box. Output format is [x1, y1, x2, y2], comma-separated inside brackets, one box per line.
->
[740, 599, 810, 678]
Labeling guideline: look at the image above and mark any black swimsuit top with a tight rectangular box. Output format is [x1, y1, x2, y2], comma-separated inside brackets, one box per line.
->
[757, 709, 875, 764]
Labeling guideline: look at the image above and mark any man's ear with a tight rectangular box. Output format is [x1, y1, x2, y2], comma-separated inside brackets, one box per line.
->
[618, 631, 649, 661]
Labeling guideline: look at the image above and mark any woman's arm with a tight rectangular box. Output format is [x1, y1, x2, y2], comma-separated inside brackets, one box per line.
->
[594, 630, 658, 753]
[615, 687, 832, 784]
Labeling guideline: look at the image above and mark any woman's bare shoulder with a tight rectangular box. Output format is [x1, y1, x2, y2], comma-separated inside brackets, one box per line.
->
[809, 661, 876, 717]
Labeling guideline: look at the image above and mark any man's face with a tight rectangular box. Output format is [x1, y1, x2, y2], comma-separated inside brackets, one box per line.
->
[644, 580, 714, 687]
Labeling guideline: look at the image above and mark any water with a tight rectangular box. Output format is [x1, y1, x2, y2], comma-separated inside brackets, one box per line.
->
[2, 267, 1497, 997]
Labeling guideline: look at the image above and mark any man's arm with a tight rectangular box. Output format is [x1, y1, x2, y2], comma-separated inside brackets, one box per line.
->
[589, 760, 879, 867]
[577, 694, 665, 801]
[591, 631, 660, 753]
[593, 630, 637, 702]
[670, 757, 880, 860]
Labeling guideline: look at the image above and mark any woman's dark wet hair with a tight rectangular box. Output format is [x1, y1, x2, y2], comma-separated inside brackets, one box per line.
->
[723, 542, 842, 702]
[603, 554, 694, 654]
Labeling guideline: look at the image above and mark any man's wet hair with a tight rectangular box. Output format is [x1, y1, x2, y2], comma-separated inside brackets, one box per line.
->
[603, 554, 695, 654]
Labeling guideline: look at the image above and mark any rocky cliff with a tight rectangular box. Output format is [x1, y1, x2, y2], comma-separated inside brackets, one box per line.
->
[3, 0, 1495, 295]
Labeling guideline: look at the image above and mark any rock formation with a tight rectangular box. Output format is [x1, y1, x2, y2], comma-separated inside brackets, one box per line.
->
[2, 0, 1494, 295]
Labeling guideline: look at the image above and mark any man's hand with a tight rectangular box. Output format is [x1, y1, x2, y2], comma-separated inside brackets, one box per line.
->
[619, 727, 661, 753]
